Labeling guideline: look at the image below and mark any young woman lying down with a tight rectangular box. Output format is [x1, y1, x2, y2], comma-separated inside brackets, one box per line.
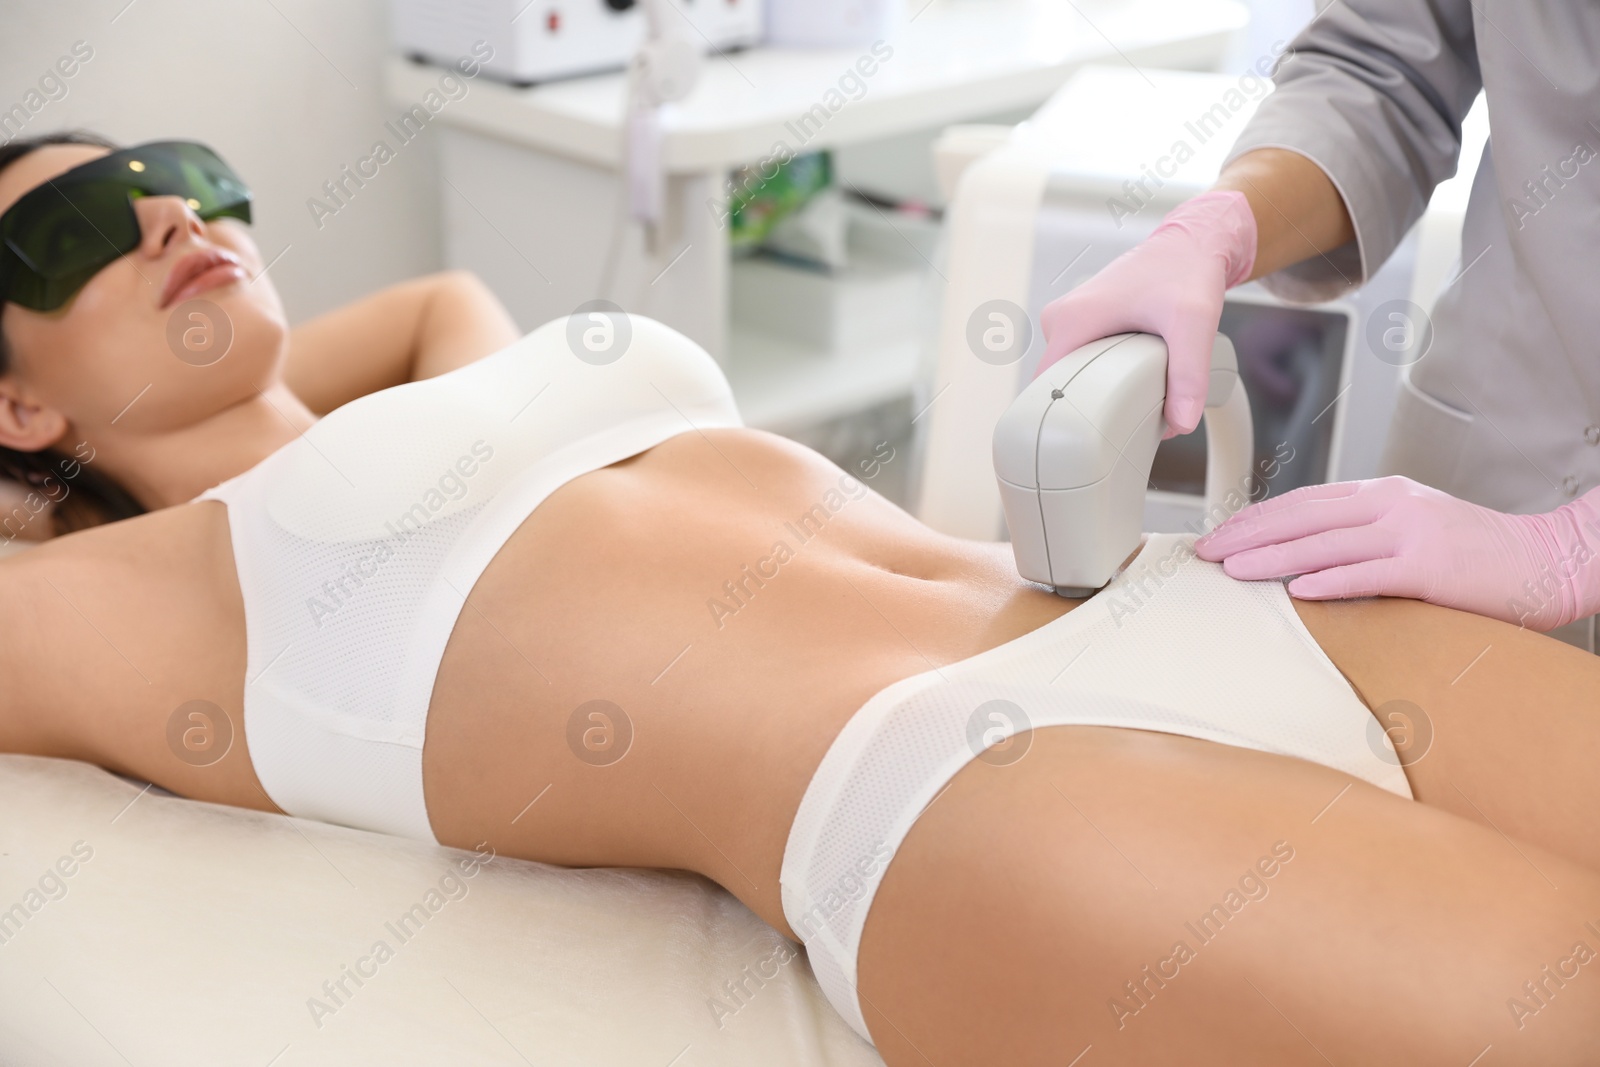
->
[2, 134, 1598, 1065]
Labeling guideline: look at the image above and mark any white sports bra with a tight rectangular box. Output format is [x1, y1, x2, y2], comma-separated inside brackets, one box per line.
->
[198, 314, 742, 840]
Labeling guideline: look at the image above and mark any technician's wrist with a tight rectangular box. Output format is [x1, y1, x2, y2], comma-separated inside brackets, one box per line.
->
[1556, 489, 1600, 619]
[1155, 190, 1258, 289]
[1517, 490, 1600, 628]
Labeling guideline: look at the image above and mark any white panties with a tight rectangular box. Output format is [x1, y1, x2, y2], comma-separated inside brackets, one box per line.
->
[778, 532, 1412, 1044]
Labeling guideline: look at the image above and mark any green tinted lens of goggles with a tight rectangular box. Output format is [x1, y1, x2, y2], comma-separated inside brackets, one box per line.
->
[0, 140, 251, 312]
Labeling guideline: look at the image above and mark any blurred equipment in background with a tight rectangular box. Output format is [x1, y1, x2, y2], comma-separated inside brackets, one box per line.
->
[765, 0, 898, 48]
[1152, 302, 1343, 501]
[728, 152, 839, 261]
[608, 0, 703, 284]
[390, 0, 762, 86]
[388, 0, 1250, 511]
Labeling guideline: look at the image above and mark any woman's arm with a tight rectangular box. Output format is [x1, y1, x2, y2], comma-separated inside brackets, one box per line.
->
[0, 504, 283, 813]
[284, 271, 520, 415]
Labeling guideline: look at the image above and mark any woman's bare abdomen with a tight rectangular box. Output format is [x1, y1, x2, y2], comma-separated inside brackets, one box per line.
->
[421, 427, 1076, 930]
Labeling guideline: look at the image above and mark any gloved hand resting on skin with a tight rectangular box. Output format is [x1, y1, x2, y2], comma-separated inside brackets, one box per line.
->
[1195, 476, 1600, 631]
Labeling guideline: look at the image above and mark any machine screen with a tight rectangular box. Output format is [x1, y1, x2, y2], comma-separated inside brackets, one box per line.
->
[1149, 303, 1348, 501]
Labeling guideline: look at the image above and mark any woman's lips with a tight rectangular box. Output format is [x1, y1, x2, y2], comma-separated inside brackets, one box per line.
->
[169, 262, 248, 306]
[159, 250, 248, 309]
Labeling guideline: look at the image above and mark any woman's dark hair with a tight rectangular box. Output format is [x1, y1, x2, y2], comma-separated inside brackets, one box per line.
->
[0, 131, 147, 536]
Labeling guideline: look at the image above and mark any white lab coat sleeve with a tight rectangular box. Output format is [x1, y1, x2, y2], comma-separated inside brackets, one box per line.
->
[1223, 0, 1482, 303]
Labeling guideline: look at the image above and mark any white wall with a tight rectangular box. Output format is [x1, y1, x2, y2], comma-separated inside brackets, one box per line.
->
[0, 0, 444, 324]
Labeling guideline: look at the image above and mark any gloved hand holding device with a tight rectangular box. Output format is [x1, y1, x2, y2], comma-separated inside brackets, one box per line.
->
[1034, 189, 1258, 437]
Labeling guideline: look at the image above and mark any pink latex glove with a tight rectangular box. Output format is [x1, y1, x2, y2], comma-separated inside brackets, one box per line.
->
[1194, 476, 1600, 631]
[1036, 189, 1258, 436]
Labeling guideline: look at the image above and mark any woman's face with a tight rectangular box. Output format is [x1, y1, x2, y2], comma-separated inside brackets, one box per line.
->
[0, 143, 288, 450]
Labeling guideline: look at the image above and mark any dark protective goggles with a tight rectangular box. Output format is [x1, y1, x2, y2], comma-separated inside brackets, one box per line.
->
[0, 140, 251, 312]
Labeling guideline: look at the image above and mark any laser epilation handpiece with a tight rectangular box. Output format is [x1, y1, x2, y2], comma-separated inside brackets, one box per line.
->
[993, 333, 1253, 597]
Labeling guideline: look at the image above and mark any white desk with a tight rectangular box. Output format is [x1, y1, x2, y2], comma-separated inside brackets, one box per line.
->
[387, 0, 1246, 430]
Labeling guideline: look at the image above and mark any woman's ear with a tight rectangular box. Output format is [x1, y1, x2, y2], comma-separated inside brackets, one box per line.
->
[0, 379, 67, 452]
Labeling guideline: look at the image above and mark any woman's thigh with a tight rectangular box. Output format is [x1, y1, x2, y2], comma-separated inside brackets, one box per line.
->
[1296, 597, 1600, 872]
[856, 725, 1600, 1066]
